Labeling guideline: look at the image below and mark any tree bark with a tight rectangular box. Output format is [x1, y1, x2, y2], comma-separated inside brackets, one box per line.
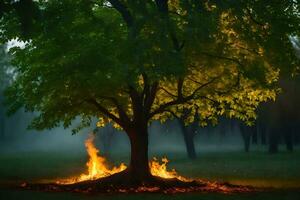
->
[268, 127, 279, 154]
[240, 124, 252, 153]
[284, 127, 293, 152]
[126, 124, 152, 182]
[260, 123, 267, 145]
[178, 120, 197, 159]
[294, 125, 300, 145]
[252, 124, 258, 144]
[244, 135, 250, 152]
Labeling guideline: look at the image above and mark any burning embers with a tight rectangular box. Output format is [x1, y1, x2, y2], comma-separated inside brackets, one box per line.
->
[56, 135, 189, 185]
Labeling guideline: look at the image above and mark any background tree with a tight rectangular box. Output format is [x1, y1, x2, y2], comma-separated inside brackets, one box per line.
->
[266, 78, 300, 153]
[172, 109, 199, 159]
[1, 0, 299, 184]
[239, 122, 256, 152]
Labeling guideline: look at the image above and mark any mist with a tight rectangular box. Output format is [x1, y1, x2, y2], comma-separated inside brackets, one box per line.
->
[0, 108, 246, 157]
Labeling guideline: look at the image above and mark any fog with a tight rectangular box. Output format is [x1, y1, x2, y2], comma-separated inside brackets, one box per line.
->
[0, 110, 89, 153]
[0, 108, 245, 156]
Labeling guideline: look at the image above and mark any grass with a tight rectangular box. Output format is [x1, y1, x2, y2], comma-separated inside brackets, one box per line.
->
[167, 150, 300, 188]
[0, 148, 300, 199]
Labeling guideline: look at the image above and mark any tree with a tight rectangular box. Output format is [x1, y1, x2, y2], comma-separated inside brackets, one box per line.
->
[175, 110, 198, 159]
[239, 122, 256, 152]
[258, 78, 300, 154]
[1, 0, 299, 184]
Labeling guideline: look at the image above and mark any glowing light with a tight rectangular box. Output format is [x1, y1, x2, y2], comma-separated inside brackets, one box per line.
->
[56, 135, 126, 184]
[57, 135, 190, 184]
[149, 157, 190, 182]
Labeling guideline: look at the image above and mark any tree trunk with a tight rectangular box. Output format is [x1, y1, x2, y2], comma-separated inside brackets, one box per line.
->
[183, 127, 197, 159]
[252, 124, 258, 144]
[244, 135, 250, 152]
[294, 126, 300, 145]
[268, 127, 279, 154]
[260, 124, 267, 145]
[179, 121, 197, 159]
[284, 127, 293, 152]
[127, 124, 152, 182]
[269, 138, 278, 153]
[240, 125, 251, 153]
[240, 124, 251, 153]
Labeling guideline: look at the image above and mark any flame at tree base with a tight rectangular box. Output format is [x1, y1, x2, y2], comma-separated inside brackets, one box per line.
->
[56, 135, 126, 184]
[50, 135, 253, 194]
[56, 135, 190, 185]
[149, 157, 190, 182]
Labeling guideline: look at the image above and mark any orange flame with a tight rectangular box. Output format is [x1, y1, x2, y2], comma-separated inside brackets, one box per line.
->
[57, 135, 189, 184]
[57, 135, 126, 184]
[150, 157, 190, 182]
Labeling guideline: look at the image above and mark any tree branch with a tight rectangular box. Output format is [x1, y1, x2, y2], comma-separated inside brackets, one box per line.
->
[177, 78, 184, 99]
[166, 109, 180, 119]
[149, 75, 220, 118]
[142, 73, 150, 103]
[97, 95, 131, 124]
[233, 43, 261, 56]
[155, 0, 185, 51]
[128, 85, 145, 122]
[189, 75, 221, 98]
[159, 86, 177, 98]
[144, 81, 158, 110]
[108, 0, 133, 27]
[150, 98, 184, 118]
[246, 8, 265, 27]
[214, 72, 241, 95]
[86, 98, 125, 127]
[200, 52, 243, 67]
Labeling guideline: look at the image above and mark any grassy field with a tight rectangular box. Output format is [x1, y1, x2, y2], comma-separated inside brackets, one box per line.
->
[0, 148, 300, 199]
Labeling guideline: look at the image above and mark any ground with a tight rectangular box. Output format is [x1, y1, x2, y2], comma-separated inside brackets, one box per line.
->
[0, 147, 300, 199]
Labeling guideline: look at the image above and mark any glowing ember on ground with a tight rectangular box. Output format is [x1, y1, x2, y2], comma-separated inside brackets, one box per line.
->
[57, 135, 189, 184]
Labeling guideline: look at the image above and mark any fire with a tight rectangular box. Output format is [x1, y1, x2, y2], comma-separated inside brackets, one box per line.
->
[57, 135, 189, 185]
[57, 135, 126, 184]
[149, 157, 190, 182]
[82, 136, 126, 179]
[41, 135, 253, 194]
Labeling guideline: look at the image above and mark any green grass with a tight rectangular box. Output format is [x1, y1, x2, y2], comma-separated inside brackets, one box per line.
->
[1, 149, 300, 199]
[167, 150, 300, 188]
[0, 151, 87, 181]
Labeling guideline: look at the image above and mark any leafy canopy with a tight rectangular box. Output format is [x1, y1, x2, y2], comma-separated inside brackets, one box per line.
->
[1, 0, 299, 132]
[0, 44, 12, 91]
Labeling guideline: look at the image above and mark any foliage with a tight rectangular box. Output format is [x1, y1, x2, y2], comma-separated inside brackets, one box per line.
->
[0, 44, 11, 92]
[0, 0, 299, 132]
